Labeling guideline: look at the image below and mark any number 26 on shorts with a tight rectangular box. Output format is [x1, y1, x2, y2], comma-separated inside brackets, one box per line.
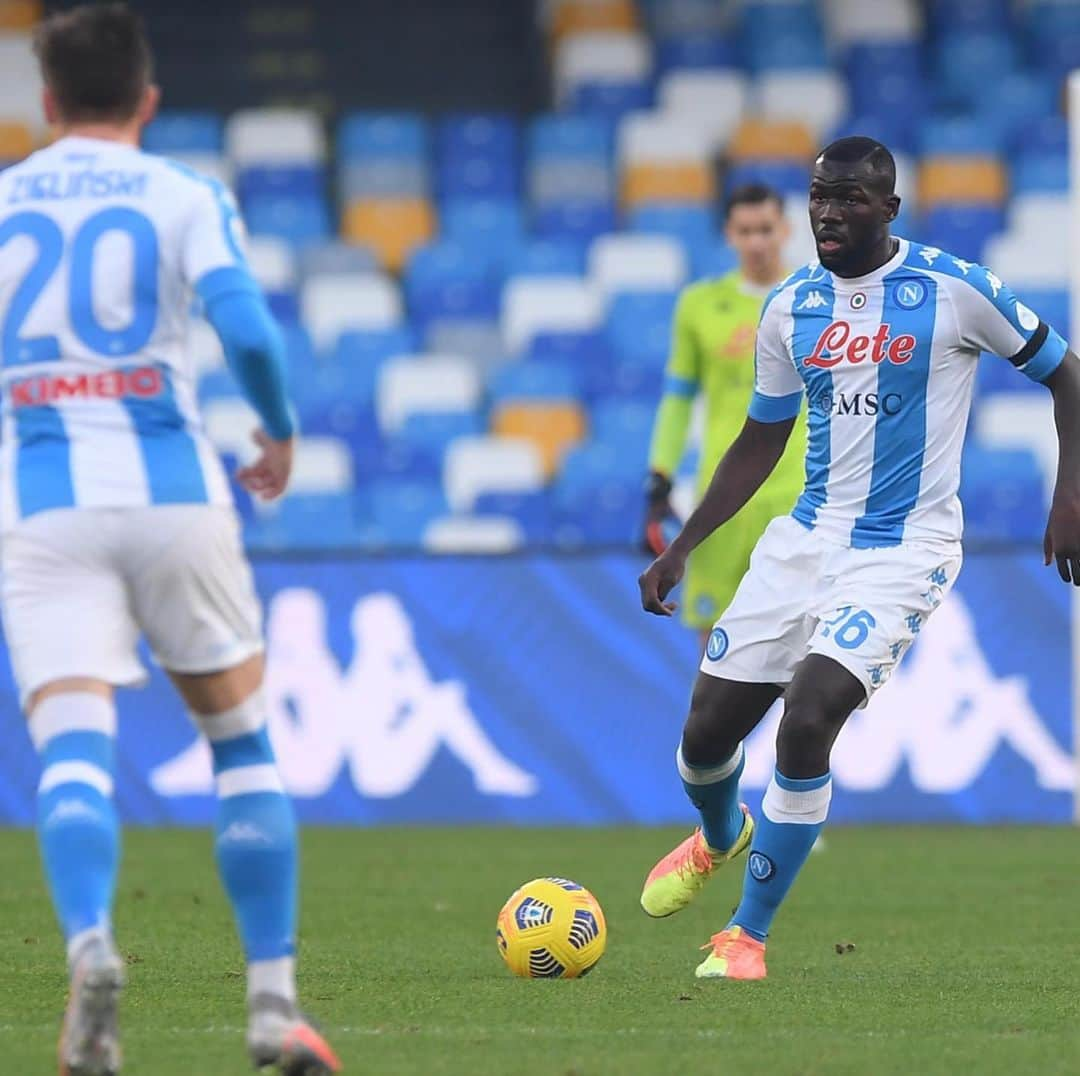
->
[820, 606, 877, 650]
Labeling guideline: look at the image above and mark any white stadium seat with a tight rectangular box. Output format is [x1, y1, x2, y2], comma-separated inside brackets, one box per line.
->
[893, 152, 917, 211]
[443, 436, 545, 512]
[824, 0, 922, 46]
[301, 272, 403, 350]
[423, 515, 526, 554]
[754, 72, 849, 141]
[226, 108, 326, 166]
[973, 394, 1058, 496]
[0, 35, 43, 131]
[658, 70, 749, 154]
[501, 276, 603, 354]
[983, 234, 1068, 290]
[554, 31, 652, 106]
[1008, 193, 1069, 243]
[588, 234, 688, 297]
[288, 436, 355, 494]
[246, 236, 297, 295]
[376, 355, 482, 433]
[617, 111, 712, 164]
[166, 152, 232, 187]
[202, 398, 258, 461]
[782, 195, 817, 267]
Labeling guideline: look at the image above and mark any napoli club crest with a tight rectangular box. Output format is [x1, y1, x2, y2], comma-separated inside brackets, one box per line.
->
[706, 627, 729, 661]
[894, 280, 928, 310]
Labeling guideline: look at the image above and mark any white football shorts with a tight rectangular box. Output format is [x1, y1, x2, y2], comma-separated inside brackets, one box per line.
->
[1, 504, 263, 706]
[699, 514, 962, 700]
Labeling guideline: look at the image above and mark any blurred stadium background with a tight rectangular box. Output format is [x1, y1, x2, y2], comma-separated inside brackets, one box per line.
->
[0, 0, 1074, 824]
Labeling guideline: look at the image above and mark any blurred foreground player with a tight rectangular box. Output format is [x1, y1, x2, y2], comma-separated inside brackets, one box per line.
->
[644, 184, 806, 643]
[0, 6, 340, 1073]
[638, 137, 1080, 979]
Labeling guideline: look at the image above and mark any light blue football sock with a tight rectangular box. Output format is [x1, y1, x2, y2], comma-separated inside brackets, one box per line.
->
[678, 742, 746, 852]
[32, 693, 120, 954]
[199, 695, 297, 982]
[730, 768, 831, 942]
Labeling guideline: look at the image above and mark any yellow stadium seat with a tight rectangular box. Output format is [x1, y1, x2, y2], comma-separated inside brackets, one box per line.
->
[551, 0, 637, 41]
[727, 120, 816, 161]
[918, 157, 1007, 207]
[622, 162, 715, 207]
[0, 122, 33, 162]
[343, 198, 435, 273]
[0, 1, 40, 30]
[492, 402, 587, 477]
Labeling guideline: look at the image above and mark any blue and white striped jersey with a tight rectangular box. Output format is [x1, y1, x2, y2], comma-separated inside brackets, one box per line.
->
[749, 238, 1068, 549]
[0, 135, 246, 528]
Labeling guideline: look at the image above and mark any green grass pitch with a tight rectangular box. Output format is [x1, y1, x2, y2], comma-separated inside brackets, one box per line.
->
[0, 826, 1077, 1075]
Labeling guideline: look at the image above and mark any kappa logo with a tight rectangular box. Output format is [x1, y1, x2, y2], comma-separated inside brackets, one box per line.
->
[918, 246, 942, 266]
[952, 258, 974, 275]
[799, 290, 829, 311]
[985, 270, 1003, 298]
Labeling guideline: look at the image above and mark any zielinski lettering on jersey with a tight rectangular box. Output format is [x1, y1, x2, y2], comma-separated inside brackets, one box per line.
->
[8, 170, 148, 204]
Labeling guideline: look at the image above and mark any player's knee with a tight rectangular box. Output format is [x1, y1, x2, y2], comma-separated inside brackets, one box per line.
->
[681, 685, 741, 767]
[775, 698, 837, 775]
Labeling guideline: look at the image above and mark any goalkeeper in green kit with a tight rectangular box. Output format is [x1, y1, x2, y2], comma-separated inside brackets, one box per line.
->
[645, 184, 807, 642]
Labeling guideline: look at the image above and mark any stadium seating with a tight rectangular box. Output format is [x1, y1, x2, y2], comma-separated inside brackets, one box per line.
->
[4, 0, 1064, 552]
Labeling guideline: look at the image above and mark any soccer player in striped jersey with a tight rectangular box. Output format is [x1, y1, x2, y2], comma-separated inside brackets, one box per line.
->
[638, 136, 1080, 980]
[0, 7, 339, 1073]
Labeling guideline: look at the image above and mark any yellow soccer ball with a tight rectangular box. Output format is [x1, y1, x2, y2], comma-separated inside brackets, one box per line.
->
[496, 877, 607, 979]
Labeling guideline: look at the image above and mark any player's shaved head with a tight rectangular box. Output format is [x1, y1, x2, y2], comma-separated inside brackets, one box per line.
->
[815, 137, 896, 195]
[34, 3, 153, 124]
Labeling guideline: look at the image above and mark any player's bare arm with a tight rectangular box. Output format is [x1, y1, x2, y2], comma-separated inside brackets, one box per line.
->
[1043, 350, 1080, 583]
[638, 415, 795, 616]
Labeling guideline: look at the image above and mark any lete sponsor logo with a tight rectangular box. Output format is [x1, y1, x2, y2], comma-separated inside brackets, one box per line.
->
[151, 589, 539, 800]
[804, 320, 916, 369]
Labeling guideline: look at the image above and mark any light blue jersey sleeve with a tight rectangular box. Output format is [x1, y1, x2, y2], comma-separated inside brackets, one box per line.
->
[197, 267, 295, 441]
[948, 262, 1068, 383]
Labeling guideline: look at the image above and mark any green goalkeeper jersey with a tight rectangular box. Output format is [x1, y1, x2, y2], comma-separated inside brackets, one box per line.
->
[649, 269, 807, 504]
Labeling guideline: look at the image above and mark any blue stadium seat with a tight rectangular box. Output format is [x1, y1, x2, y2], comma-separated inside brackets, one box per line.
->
[739, 1, 821, 45]
[845, 43, 922, 90]
[507, 239, 588, 277]
[373, 438, 444, 482]
[437, 154, 520, 200]
[472, 491, 552, 542]
[236, 165, 325, 203]
[489, 361, 582, 403]
[337, 112, 428, 160]
[567, 81, 654, 118]
[1014, 116, 1067, 156]
[299, 241, 379, 279]
[248, 494, 363, 551]
[533, 201, 617, 244]
[918, 116, 1004, 157]
[744, 33, 828, 72]
[1039, 31, 1080, 80]
[396, 412, 484, 461]
[410, 278, 502, 328]
[605, 292, 679, 368]
[975, 72, 1057, 147]
[931, 0, 1012, 33]
[921, 205, 1004, 264]
[655, 35, 738, 73]
[142, 111, 223, 153]
[1011, 153, 1069, 194]
[553, 447, 639, 544]
[960, 445, 1046, 543]
[828, 113, 917, 157]
[527, 115, 613, 162]
[332, 326, 417, 367]
[936, 34, 1018, 108]
[725, 161, 809, 198]
[437, 114, 519, 162]
[441, 200, 526, 258]
[629, 204, 716, 250]
[690, 242, 739, 281]
[370, 481, 450, 546]
[244, 196, 331, 246]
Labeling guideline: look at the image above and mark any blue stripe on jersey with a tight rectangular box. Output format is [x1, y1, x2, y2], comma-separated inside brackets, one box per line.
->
[122, 365, 208, 504]
[791, 275, 835, 528]
[14, 404, 75, 517]
[748, 389, 802, 422]
[850, 270, 938, 548]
